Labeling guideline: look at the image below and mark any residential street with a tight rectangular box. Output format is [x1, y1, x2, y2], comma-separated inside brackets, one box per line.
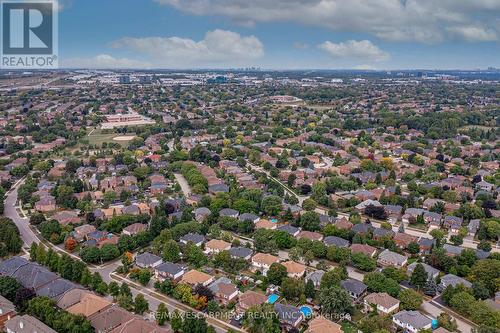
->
[3, 177, 240, 333]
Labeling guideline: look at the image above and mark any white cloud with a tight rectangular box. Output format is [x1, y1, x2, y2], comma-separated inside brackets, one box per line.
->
[318, 40, 390, 62]
[447, 25, 498, 42]
[154, 0, 500, 43]
[109, 29, 264, 68]
[62, 54, 151, 69]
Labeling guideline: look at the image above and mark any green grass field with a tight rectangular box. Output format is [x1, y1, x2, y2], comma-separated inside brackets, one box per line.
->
[84, 128, 136, 147]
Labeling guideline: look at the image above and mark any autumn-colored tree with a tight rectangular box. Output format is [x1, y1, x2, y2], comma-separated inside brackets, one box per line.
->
[64, 238, 77, 252]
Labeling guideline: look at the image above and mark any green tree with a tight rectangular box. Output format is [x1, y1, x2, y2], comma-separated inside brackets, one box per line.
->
[410, 263, 428, 290]
[157, 302, 169, 325]
[243, 304, 281, 333]
[398, 289, 423, 310]
[320, 267, 348, 289]
[319, 285, 352, 315]
[267, 263, 287, 285]
[134, 294, 149, 314]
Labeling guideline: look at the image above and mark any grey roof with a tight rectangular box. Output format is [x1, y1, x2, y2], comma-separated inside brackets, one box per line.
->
[219, 208, 239, 217]
[0, 256, 29, 276]
[305, 270, 325, 285]
[239, 213, 259, 222]
[180, 232, 205, 244]
[407, 262, 439, 279]
[209, 183, 229, 193]
[135, 252, 162, 266]
[194, 207, 211, 216]
[476, 249, 491, 259]
[393, 311, 432, 330]
[277, 225, 300, 235]
[0, 294, 15, 315]
[418, 237, 436, 248]
[351, 223, 373, 234]
[229, 247, 253, 259]
[13, 263, 58, 290]
[5, 314, 57, 333]
[319, 214, 334, 224]
[468, 219, 480, 233]
[378, 249, 408, 265]
[323, 236, 350, 248]
[341, 278, 367, 296]
[373, 227, 395, 238]
[208, 277, 234, 293]
[440, 274, 472, 288]
[443, 244, 463, 256]
[36, 278, 78, 300]
[155, 262, 184, 276]
[274, 303, 303, 325]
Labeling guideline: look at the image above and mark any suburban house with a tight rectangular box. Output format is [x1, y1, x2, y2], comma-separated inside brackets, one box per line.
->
[407, 262, 439, 280]
[324, 236, 350, 248]
[237, 291, 268, 313]
[392, 310, 433, 333]
[251, 253, 279, 276]
[274, 303, 304, 329]
[180, 233, 205, 247]
[4, 314, 57, 333]
[341, 278, 368, 300]
[305, 270, 325, 289]
[364, 292, 400, 314]
[122, 223, 147, 236]
[0, 295, 16, 330]
[229, 247, 253, 261]
[208, 277, 239, 305]
[135, 252, 162, 268]
[193, 207, 211, 222]
[204, 239, 231, 255]
[282, 261, 307, 278]
[154, 262, 185, 281]
[306, 316, 343, 333]
[181, 270, 214, 287]
[439, 274, 472, 290]
[377, 249, 408, 268]
[350, 244, 377, 258]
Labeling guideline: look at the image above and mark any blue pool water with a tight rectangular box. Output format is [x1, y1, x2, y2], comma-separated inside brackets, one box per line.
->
[270, 218, 278, 223]
[267, 294, 279, 304]
[300, 306, 312, 318]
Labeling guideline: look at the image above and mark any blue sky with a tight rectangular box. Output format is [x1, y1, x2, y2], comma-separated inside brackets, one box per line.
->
[59, 0, 500, 70]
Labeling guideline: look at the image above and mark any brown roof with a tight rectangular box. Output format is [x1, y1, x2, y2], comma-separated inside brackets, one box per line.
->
[110, 317, 172, 333]
[181, 270, 213, 286]
[282, 261, 306, 275]
[306, 316, 343, 333]
[89, 306, 134, 333]
[297, 230, 323, 241]
[205, 239, 231, 251]
[122, 223, 147, 234]
[394, 232, 418, 246]
[238, 291, 268, 310]
[364, 292, 399, 309]
[350, 243, 377, 257]
[57, 289, 92, 309]
[255, 219, 277, 230]
[251, 253, 279, 266]
[66, 293, 112, 318]
[335, 218, 353, 230]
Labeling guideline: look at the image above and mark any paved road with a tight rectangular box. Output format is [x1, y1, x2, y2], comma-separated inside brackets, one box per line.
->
[3, 178, 238, 332]
[4, 178, 38, 247]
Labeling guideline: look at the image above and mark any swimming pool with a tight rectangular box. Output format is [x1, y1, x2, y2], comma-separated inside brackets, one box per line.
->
[300, 306, 313, 318]
[270, 218, 278, 223]
[267, 294, 279, 304]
